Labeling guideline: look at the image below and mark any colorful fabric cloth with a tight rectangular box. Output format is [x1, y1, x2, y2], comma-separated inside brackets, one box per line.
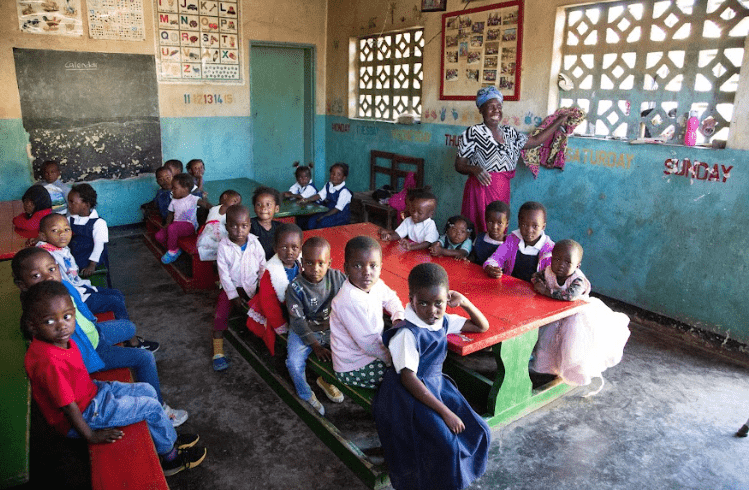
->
[521, 107, 586, 178]
[334, 359, 388, 390]
[387, 172, 417, 225]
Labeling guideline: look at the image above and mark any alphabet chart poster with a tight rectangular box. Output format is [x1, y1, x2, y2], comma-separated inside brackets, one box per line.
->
[88, 0, 146, 41]
[17, 0, 83, 36]
[155, 0, 242, 83]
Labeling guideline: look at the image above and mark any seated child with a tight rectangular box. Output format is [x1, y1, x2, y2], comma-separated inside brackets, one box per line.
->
[379, 189, 439, 251]
[330, 236, 405, 389]
[470, 200, 510, 264]
[197, 189, 241, 261]
[36, 214, 131, 323]
[298, 162, 352, 230]
[283, 162, 317, 200]
[156, 173, 209, 264]
[483, 201, 554, 282]
[13, 185, 53, 236]
[213, 205, 266, 371]
[373, 263, 491, 490]
[67, 183, 108, 279]
[246, 223, 303, 355]
[36, 160, 71, 215]
[141, 166, 173, 222]
[429, 215, 475, 260]
[12, 248, 187, 424]
[285, 237, 347, 415]
[250, 186, 283, 261]
[164, 159, 183, 176]
[187, 159, 210, 225]
[21, 281, 206, 475]
[530, 240, 631, 391]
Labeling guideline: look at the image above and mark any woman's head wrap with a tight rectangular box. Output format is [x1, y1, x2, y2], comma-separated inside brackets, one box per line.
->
[476, 86, 503, 109]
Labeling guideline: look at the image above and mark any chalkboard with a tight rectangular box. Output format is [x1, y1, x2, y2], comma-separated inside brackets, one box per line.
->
[13, 48, 162, 181]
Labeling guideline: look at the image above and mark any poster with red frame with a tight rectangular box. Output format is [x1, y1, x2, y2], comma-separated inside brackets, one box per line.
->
[440, 0, 523, 101]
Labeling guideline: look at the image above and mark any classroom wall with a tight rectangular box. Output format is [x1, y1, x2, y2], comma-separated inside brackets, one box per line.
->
[0, 0, 328, 225]
[324, 0, 749, 343]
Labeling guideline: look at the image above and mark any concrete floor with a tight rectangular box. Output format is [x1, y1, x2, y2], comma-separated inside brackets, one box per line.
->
[31, 229, 749, 490]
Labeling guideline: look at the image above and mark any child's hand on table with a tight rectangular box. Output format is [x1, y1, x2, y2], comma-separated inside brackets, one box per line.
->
[311, 342, 332, 362]
[398, 238, 412, 250]
[532, 278, 550, 296]
[379, 228, 395, 241]
[428, 242, 443, 256]
[484, 264, 503, 278]
[88, 428, 124, 444]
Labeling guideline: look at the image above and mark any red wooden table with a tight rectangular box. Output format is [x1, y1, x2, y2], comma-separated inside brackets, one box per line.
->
[305, 223, 586, 426]
[0, 201, 35, 261]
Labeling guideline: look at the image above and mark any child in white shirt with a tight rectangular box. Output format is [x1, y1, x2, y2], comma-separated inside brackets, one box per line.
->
[283, 162, 318, 200]
[197, 190, 241, 261]
[379, 189, 439, 251]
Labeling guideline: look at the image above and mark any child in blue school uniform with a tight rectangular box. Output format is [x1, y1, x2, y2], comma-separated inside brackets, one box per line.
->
[372, 263, 491, 490]
[470, 200, 510, 264]
[141, 166, 173, 222]
[67, 184, 109, 279]
[428, 215, 475, 260]
[297, 162, 352, 230]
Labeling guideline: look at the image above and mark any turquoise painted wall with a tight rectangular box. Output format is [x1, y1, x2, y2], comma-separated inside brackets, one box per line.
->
[325, 116, 749, 344]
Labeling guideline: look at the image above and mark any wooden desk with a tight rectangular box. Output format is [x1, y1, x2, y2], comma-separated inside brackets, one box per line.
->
[203, 178, 328, 218]
[0, 201, 34, 261]
[305, 223, 586, 427]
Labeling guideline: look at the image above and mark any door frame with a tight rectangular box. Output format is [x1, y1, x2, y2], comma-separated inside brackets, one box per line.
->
[249, 41, 316, 176]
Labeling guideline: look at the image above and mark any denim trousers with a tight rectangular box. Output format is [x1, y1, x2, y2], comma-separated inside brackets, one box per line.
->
[286, 330, 329, 401]
[84, 288, 130, 320]
[70, 380, 176, 454]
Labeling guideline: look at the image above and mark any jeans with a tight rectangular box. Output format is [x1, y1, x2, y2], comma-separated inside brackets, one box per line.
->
[85, 288, 130, 320]
[286, 330, 329, 401]
[95, 320, 163, 405]
[71, 380, 176, 455]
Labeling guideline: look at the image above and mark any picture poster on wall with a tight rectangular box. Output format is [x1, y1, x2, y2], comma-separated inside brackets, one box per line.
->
[17, 0, 84, 36]
[88, 0, 146, 41]
[440, 0, 522, 101]
[155, 0, 242, 83]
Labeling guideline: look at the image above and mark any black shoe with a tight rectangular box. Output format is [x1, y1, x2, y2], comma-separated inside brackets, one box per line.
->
[176, 433, 199, 449]
[162, 446, 207, 476]
[129, 335, 160, 352]
[736, 424, 749, 438]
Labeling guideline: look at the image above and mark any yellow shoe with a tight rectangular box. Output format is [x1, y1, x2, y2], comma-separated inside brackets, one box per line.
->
[316, 377, 344, 403]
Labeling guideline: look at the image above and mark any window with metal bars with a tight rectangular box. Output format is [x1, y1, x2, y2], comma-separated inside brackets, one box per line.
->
[559, 0, 748, 144]
[356, 28, 424, 121]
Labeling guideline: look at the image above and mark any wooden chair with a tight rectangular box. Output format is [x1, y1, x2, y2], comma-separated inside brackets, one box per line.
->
[351, 150, 425, 229]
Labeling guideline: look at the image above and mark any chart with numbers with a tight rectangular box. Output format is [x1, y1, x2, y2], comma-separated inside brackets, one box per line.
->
[88, 0, 146, 40]
[155, 0, 242, 83]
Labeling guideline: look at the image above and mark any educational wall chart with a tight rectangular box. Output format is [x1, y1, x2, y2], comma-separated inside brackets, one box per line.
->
[17, 0, 83, 36]
[440, 1, 523, 101]
[88, 0, 146, 40]
[155, 0, 242, 83]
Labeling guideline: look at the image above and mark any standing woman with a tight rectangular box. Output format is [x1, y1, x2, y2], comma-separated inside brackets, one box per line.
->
[454, 86, 569, 233]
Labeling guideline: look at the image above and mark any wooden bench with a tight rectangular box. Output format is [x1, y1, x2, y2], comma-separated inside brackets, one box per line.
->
[351, 150, 424, 229]
[89, 368, 169, 490]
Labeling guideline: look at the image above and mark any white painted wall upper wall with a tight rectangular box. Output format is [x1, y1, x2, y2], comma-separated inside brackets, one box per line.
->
[0, 0, 328, 119]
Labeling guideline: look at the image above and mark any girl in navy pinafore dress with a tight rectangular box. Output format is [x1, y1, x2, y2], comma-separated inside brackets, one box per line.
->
[298, 162, 352, 230]
[373, 263, 491, 490]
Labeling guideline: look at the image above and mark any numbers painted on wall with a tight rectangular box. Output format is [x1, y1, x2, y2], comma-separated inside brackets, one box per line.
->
[183, 94, 234, 104]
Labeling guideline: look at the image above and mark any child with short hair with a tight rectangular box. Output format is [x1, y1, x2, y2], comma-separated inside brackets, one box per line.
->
[530, 240, 631, 391]
[283, 162, 317, 200]
[67, 183, 108, 279]
[12, 248, 188, 425]
[246, 223, 303, 355]
[156, 173, 208, 264]
[186, 159, 206, 196]
[212, 204, 266, 371]
[470, 200, 510, 264]
[37, 160, 71, 215]
[164, 159, 183, 176]
[141, 166, 173, 222]
[298, 162, 352, 229]
[429, 215, 475, 260]
[197, 190, 241, 261]
[22, 281, 206, 475]
[36, 213, 131, 322]
[379, 189, 439, 251]
[483, 201, 554, 282]
[13, 185, 53, 236]
[285, 237, 347, 415]
[373, 263, 491, 490]
[250, 186, 283, 261]
[330, 236, 405, 389]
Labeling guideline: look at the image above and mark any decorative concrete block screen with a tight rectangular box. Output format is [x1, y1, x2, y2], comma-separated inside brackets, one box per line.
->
[356, 28, 424, 121]
[559, 0, 748, 144]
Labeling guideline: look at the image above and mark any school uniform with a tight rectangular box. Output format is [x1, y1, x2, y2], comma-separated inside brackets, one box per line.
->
[483, 230, 555, 282]
[305, 181, 352, 229]
[69, 209, 109, 271]
[394, 217, 439, 244]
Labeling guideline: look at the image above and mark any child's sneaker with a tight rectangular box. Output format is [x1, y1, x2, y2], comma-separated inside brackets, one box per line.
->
[212, 355, 229, 371]
[317, 377, 344, 403]
[129, 335, 160, 352]
[175, 433, 200, 449]
[307, 393, 325, 416]
[162, 446, 207, 476]
[163, 403, 188, 427]
[161, 250, 182, 264]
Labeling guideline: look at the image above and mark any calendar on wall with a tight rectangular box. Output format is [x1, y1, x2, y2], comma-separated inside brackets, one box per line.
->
[154, 0, 242, 83]
[440, 1, 523, 101]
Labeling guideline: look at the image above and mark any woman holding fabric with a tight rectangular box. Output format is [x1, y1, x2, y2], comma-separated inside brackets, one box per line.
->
[454, 86, 570, 232]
